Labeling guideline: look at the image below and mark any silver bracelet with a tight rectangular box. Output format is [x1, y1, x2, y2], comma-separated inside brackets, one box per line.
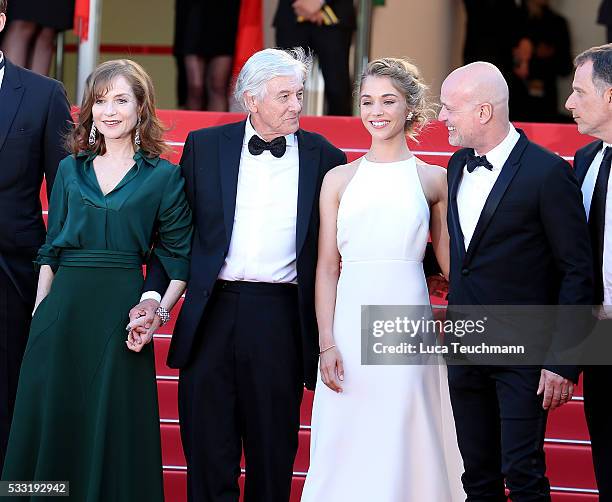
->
[155, 306, 171, 326]
[319, 344, 336, 355]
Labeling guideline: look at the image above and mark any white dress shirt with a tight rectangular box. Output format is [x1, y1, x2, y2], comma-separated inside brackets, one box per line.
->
[140, 119, 301, 303]
[457, 125, 521, 249]
[581, 142, 612, 318]
[0, 52, 5, 90]
[218, 118, 299, 283]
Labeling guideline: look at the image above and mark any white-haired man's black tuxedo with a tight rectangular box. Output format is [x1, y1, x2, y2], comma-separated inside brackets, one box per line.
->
[145, 119, 346, 502]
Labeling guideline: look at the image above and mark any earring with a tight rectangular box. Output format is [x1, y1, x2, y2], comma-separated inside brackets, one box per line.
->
[406, 111, 414, 121]
[88, 123, 97, 146]
[134, 117, 141, 147]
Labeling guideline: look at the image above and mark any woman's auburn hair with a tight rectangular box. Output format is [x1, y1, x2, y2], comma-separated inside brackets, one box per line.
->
[66, 59, 171, 158]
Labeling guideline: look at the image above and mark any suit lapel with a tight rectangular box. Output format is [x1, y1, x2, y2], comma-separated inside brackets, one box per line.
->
[575, 140, 602, 186]
[448, 150, 469, 263]
[463, 131, 529, 267]
[219, 120, 246, 245]
[296, 129, 320, 257]
[0, 59, 25, 154]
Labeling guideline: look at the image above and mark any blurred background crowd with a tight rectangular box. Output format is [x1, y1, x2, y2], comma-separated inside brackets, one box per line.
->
[0, 0, 611, 122]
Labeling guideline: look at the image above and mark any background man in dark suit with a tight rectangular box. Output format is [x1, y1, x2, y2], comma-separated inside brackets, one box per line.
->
[565, 43, 612, 501]
[128, 48, 346, 502]
[0, 0, 71, 472]
[598, 0, 612, 43]
[462, 0, 523, 76]
[274, 0, 355, 116]
[439, 61, 592, 501]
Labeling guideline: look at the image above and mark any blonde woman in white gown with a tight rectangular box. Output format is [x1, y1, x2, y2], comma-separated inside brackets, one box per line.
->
[301, 59, 465, 502]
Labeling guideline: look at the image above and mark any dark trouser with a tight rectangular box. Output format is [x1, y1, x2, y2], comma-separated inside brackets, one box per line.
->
[583, 363, 612, 501]
[276, 23, 353, 116]
[448, 365, 550, 501]
[179, 280, 304, 502]
[0, 265, 33, 474]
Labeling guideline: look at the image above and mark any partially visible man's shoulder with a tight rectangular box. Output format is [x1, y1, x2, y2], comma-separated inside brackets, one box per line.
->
[522, 140, 575, 184]
[299, 128, 342, 153]
[447, 148, 469, 169]
[575, 139, 601, 158]
[188, 120, 244, 141]
[17, 65, 65, 93]
[523, 140, 568, 167]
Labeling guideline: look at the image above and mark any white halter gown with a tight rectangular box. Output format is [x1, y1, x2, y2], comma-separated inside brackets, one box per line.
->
[301, 157, 465, 502]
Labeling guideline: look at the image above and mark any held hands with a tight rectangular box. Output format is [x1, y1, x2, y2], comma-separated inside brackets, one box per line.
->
[320, 346, 344, 393]
[537, 369, 574, 411]
[126, 316, 159, 352]
[125, 299, 161, 352]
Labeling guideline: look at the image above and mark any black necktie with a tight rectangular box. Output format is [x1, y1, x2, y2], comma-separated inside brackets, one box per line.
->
[248, 135, 287, 158]
[0, 57, 4, 71]
[466, 152, 494, 173]
[589, 146, 612, 303]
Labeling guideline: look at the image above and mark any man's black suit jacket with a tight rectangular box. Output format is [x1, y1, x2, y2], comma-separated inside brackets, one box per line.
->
[273, 0, 356, 30]
[447, 130, 593, 382]
[145, 120, 346, 390]
[574, 139, 607, 299]
[0, 58, 72, 302]
[598, 0, 612, 26]
[573, 140, 603, 185]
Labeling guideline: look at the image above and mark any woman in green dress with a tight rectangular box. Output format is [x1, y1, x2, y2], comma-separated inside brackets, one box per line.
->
[1, 59, 192, 501]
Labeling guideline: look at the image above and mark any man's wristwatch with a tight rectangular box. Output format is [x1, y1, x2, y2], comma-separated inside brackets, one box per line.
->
[155, 306, 171, 326]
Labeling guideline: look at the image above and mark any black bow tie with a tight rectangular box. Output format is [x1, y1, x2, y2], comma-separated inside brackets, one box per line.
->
[466, 152, 493, 173]
[248, 135, 287, 158]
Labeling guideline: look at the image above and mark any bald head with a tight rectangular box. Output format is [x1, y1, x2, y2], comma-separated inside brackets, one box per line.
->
[444, 62, 509, 111]
[439, 62, 511, 152]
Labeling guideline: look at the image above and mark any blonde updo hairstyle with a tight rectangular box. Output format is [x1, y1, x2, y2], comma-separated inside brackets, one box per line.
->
[358, 58, 434, 141]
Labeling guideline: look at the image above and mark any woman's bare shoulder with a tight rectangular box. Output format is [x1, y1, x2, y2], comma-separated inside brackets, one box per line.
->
[323, 157, 361, 188]
[326, 157, 361, 179]
[415, 158, 448, 203]
[415, 157, 447, 182]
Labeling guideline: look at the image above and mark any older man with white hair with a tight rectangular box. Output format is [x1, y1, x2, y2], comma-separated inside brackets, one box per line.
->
[129, 48, 346, 502]
[439, 62, 592, 501]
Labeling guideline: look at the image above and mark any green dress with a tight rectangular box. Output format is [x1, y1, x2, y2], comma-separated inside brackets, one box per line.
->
[1, 151, 192, 501]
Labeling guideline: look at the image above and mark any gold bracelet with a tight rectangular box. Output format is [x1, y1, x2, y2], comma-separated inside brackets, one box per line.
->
[319, 344, 336, 355]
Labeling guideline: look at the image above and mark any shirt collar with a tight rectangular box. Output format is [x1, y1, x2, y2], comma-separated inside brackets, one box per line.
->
[244, 115, 297, 148]
[474, 124, 520, 171]
[602, 142, 612, 153]
[77, 149, 160, 167]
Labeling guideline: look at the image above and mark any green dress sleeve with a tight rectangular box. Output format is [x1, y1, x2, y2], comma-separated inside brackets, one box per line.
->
[36, 156, 70, 272]
[153, 164, 193, 281]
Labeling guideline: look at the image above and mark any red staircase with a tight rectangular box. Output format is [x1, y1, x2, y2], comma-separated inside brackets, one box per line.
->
[42, 111, 600, 500]
[154, 303, 599, 502]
